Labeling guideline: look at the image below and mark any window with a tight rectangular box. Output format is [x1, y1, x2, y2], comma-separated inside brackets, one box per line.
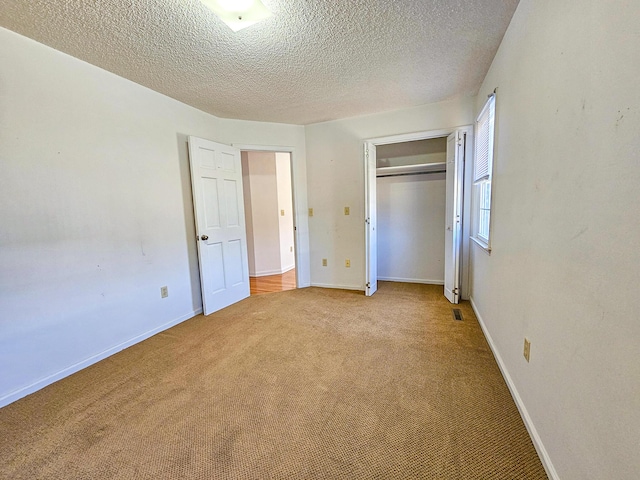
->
[473, 94, 496, 249]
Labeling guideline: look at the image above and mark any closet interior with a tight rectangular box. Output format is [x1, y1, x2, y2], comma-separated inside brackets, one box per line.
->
[376, 137, 448, 285]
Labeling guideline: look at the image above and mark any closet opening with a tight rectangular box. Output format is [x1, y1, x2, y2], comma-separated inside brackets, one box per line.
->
[376, 137, 448, 286]
[364, 126, 472, 302]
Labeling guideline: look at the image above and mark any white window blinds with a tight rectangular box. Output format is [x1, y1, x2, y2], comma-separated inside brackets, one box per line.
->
[474, 95, 495, 182]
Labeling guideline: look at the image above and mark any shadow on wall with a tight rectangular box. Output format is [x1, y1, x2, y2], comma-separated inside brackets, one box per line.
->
[176, 133, 203, 310]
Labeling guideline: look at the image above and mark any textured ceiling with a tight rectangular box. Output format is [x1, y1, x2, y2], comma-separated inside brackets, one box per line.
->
[0, 0, 519, 125]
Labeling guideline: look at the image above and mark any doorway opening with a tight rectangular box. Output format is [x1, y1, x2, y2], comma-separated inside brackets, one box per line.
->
[241, 150, 297, 295]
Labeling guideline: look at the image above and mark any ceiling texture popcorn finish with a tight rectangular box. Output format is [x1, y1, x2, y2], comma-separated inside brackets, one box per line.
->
[0, 0, 519, 125]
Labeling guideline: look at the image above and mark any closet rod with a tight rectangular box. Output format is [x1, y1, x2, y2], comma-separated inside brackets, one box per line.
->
[377, 170, 446, 178]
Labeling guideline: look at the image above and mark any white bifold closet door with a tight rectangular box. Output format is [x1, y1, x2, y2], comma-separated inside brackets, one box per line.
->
[364, 141, 378, 296]
[444, 131, 465, 304]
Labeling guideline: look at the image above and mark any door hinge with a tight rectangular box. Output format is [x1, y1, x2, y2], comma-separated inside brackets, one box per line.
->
[365, 217, 370, 224]
[366, 282, 371, 288]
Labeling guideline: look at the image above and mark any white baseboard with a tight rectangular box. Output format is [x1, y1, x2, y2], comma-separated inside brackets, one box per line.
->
[250, 265, 295, 277]
[0, 308, 203, 408]
[310, 283, 364, 291]
[378, 276, 444, 285]
[469, 297, 559, 480]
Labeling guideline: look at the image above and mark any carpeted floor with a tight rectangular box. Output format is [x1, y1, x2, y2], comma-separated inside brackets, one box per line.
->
[0, 283, 548, 479]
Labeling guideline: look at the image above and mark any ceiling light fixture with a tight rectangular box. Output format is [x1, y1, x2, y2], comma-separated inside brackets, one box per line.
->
[200, 0, 272, 32]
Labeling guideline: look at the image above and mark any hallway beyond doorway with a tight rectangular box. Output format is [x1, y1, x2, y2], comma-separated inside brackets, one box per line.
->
[250, 270, 296, 295]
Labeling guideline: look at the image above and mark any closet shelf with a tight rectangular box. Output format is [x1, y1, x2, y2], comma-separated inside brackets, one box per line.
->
[376, 162, 446, 178]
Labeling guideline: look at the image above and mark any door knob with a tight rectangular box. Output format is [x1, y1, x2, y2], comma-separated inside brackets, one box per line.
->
[201, 235, 209, 241]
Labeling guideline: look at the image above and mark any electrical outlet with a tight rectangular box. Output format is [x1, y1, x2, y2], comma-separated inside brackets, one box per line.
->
[322, 258, 327, 266]
[308, 208, 314, 217]
[160, 286, 168, 298]
[344, 206, 350, 215]
[523, 338, 531, 362]
[281, 209, 285, 216]
[345, 259, 350, 268]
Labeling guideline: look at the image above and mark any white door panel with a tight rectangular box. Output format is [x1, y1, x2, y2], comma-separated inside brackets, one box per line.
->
[365, 142, 378, 296]
[188, 136, 250, 315]
[224, 180, 240, 226]
[444, 131, 464, 304]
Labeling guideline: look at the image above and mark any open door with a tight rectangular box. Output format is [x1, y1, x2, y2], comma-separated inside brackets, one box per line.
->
[364, 142, 378, 296]
[444, 131, 465, 304]
[188, 136, 250, 315]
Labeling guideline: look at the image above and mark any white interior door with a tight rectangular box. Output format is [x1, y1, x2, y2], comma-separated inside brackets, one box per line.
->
[444, 131, 465, 304]
[364, 142, 378, 296]
[188, 136, 250, 315]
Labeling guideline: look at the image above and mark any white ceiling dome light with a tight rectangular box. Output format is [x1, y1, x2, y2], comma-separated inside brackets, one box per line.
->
[200, 0, 272, 32]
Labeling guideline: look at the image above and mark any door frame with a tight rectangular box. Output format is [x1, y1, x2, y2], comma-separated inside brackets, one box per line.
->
[363, 126, 474, 299]
[233, 144, 309, 289]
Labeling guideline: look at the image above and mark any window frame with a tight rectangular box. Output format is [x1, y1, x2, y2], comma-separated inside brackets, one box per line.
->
[472, 94, 496, 252]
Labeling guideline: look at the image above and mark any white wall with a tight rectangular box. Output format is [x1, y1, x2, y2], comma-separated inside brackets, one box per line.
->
[468, 1, 640, 479]
[377, 173, 445, 283]
[0, 28, 309, 406]
[276, 153, 295, 272]
[304, 98, 475, 289]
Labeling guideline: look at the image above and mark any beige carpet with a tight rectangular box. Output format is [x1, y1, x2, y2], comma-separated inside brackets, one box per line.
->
[0, 283, 547, 479]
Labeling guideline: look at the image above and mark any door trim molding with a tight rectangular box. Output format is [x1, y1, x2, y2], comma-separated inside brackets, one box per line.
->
[366, 127, 462, 146]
